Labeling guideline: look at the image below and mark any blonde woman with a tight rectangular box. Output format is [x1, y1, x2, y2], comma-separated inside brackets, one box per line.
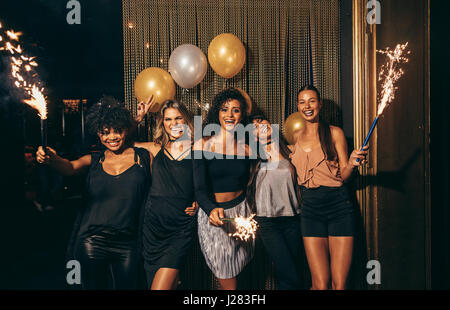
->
[135, 99, 198, 290]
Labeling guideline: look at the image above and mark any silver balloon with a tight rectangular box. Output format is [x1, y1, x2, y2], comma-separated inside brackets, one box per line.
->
[168, 44, 208, 89]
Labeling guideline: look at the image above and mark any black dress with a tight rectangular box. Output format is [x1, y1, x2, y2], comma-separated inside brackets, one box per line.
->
[71, 147, 151, 289]
[142, 145, 195, 285]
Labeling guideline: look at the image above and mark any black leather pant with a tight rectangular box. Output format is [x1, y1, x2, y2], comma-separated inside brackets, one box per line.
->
[75, 231, 139, 290]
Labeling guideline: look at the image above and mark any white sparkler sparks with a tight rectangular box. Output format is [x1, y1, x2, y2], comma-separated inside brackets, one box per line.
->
[0, 21, 47, 119]
[376, 42, 410, 116]
[6, 30, 22, 41]
[226, 214, 258, 242]
[23, 85, 47, 119]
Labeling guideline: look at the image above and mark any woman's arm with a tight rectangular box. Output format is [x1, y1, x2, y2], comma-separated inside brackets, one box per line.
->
[133, 142, 156, 174]
[184, 201, 199, 216]
[192, 139, 224, 226]
[36, 146, 91, 176]
[129, 96, 156, 139]
[332, 126, 368, 182]
[134, 141, 160, 158]
[135, 95, 155, 123]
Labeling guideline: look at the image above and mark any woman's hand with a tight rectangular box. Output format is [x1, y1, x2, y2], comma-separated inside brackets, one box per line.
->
[209, 208, 225, 226]
[36, 146, 57, 164]
[185, 201, 199, 217]
[135, 95, 155, 123]
[348, 145, 369, 167]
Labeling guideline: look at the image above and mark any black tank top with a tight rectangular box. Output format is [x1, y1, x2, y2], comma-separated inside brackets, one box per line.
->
[203, 151, 250, 193]
[192, 150, 251, 215]
[78, 147, 151, 239]
[150, 144, 194, 200]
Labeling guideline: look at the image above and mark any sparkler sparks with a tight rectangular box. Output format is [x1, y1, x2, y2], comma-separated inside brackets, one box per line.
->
[224, 214, 258, 242]
[6, 30, 22, 41]
[23, 85, 47, 120]
[0, 21, 47, 119]
[356, 42, 411, 161]
[376, 42, 410, 116]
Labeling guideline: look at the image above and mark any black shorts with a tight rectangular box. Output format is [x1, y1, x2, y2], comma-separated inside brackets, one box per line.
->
[300, 186, 356, 237]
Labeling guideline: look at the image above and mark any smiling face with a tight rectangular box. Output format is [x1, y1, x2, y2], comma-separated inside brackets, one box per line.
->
[163, 107, 186, 140]
[98, 127, 127, 152]
[297, 89, 321, 122]
[219, 99, 243, 131]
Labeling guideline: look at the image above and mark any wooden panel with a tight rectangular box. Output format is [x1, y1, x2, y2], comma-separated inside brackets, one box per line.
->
[375, 0, 430, 289]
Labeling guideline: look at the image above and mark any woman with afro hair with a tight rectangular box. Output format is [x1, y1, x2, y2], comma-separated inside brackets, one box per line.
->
[36, 96, 152, 289]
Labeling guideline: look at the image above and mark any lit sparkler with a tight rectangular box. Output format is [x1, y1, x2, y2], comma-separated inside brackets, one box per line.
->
[223, 214, 258, 242]
[1, 22, 48, 151]
[357, 43, 410, 162]
[23, 85, 47, 120]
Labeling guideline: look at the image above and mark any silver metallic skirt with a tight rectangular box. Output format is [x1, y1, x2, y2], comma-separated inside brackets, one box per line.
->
[197, 194, 255, 279]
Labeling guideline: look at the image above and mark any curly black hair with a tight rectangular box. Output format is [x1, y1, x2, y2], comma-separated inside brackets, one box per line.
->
[204, 88, 249, 128]
[85, 96, 133, 136]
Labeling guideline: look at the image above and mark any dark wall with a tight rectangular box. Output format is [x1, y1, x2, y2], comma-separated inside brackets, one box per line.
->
[430, 0, 450, 290]
[375, 0, 430, 289]
[0, 0, 124, 289]
[0, 0, 124, 101]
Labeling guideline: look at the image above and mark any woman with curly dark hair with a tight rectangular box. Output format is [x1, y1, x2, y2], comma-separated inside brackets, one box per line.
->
[192, 88, 254, 290]
[36, 96, 152, 289]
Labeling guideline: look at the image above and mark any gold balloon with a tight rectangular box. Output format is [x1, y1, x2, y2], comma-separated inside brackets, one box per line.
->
[236, 88, 254, 115]
[208, 33, 246, 79]
[283, 112, 306, 145]
[134, 67, 176, 112]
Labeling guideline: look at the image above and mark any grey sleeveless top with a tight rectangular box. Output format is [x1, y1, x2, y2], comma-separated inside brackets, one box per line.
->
[255, 158, 300, 217]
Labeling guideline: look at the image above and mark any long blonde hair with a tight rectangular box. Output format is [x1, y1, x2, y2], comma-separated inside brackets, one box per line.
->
[153, 99, 194, 146]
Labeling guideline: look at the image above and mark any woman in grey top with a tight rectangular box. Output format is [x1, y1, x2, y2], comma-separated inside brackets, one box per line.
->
[247, 112, 302, 290]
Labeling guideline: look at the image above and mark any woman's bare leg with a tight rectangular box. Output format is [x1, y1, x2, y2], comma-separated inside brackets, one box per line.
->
[151, 268, 179, 290]
[329, 236, 353, 290]
[303, 237, 330, 290]
[217, 277, 236, 290]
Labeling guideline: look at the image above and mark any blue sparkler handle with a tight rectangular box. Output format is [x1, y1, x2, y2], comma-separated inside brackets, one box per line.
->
[356, 117, 379, 163]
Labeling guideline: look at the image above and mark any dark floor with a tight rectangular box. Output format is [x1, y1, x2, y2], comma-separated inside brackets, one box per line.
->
[0, 198, 81, 290]
[0, 196, 305, 290]
[0, 186, 367, 290]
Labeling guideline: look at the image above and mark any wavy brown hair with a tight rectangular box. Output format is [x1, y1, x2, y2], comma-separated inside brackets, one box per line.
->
[154, 99, 194, 146]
